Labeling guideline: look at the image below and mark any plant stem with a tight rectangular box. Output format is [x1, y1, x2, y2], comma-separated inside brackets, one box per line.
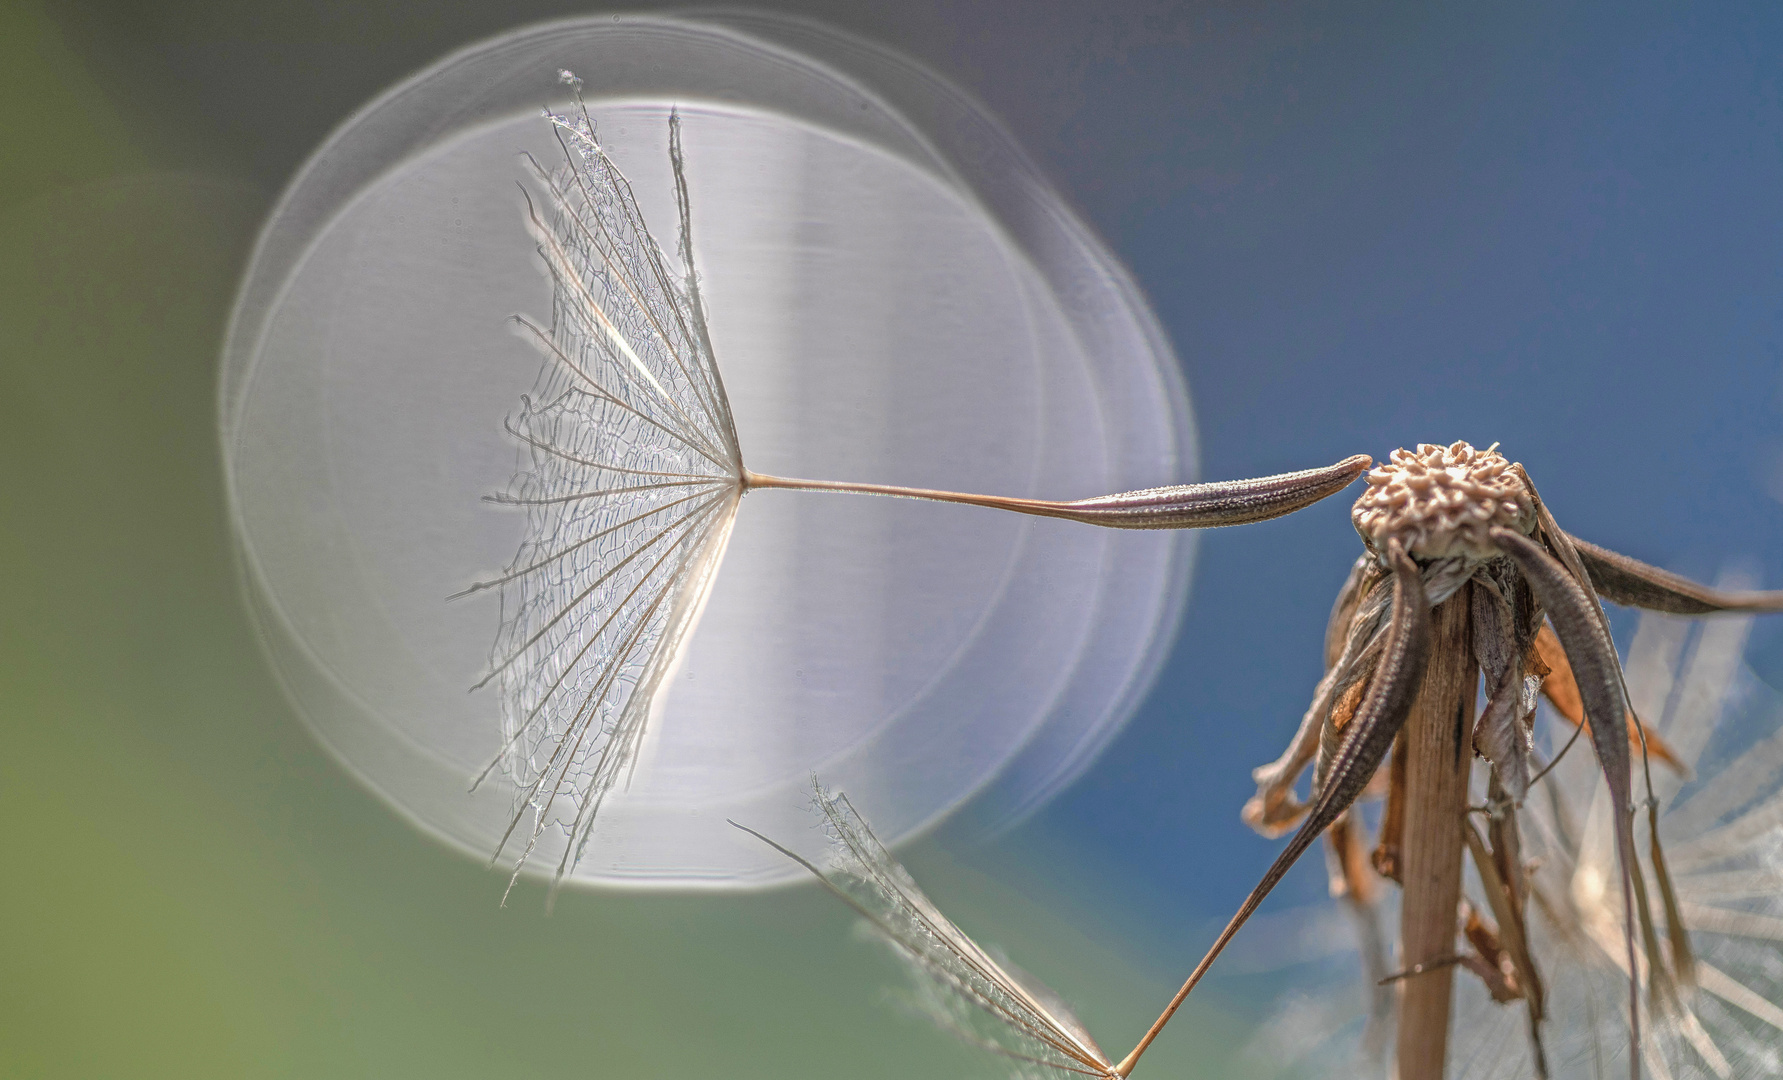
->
[1395, 589, 1476, 1080]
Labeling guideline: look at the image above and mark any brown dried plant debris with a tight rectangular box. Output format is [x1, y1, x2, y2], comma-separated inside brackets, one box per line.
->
[753, 443, 1783, 1079]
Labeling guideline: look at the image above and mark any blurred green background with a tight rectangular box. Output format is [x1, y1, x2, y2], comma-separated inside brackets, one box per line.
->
[0, 4, 1255, 1078]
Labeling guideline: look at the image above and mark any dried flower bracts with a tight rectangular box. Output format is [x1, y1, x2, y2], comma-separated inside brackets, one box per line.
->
[1249, 603, 1783, 1079]
[756, 441, 1783, 1079]
[1228, 441, 1783, 1079]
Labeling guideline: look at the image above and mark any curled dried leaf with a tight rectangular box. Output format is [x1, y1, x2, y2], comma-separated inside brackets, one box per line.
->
[1370, 733, 1407, 883]
[1247, 566, 1392, 838]
[1472, 570, 1536, 797]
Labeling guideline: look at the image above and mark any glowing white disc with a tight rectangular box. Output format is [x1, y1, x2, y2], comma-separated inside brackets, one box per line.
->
[220, 13, 1195, 888]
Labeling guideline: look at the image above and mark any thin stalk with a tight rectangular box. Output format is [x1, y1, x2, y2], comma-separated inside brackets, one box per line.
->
[1396, 590, 1476, 1080]
[1112, 542, 1430, 1079]
[744, 454, 1371, 531]
[745, 471, 1095, 515]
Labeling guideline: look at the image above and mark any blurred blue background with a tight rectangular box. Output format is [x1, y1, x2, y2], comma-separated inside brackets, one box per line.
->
[4, 2, 1782, 1077]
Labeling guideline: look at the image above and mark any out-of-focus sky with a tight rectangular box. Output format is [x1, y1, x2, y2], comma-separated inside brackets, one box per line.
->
[4, 2, 1782, 1078]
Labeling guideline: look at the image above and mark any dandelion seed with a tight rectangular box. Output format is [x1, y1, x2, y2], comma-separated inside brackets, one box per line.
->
[221, 18, 1220, 889]
[481, 90, 1372, 892]
[735, 785, 1118, 1080]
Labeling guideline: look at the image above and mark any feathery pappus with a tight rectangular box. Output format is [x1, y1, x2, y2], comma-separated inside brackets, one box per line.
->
[475, 74, 1370, 898]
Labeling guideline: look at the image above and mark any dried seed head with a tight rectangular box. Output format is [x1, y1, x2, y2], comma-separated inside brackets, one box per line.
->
[1352, 442, 1534, 562]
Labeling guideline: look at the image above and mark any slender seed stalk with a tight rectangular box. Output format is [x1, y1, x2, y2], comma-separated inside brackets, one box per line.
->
[1113, 541, 1430, 1078]
[1396, 590, 1476, 1080]
[744, 471, 1085, 513]
[745, 455, 1371, 531]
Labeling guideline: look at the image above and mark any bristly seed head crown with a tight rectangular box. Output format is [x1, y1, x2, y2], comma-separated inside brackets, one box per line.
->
[1352, 441, 1534, 562]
